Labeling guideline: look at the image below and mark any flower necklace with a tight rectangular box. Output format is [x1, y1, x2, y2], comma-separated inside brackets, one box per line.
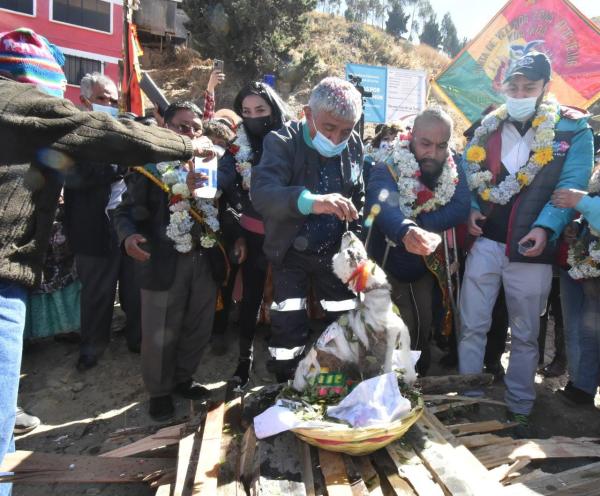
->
[466, 97, 560, 205]
[229, 126, 253, 190]
[375, 137, 459, 219]
[155, 161, 220, 253]
[567, 168, 600, 279]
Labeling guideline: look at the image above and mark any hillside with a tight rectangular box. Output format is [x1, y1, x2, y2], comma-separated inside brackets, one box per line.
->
[144, 11, 461, 133]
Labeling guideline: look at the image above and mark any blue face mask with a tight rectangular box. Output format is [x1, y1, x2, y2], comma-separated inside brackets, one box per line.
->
[92, 103, 119, 117]
[505, 96, 538, 122]
[310, 117, 349, 157]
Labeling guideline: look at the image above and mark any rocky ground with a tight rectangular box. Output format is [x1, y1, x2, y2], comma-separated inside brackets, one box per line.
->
[12, 304, 600, 495]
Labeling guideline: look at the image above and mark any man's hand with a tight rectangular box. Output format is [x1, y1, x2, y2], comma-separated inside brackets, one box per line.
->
[518, 227, 548, 258]
[207, 69, 225, 93]
[312, 193, 358, 222]
[402, 226, 440, 256]
[186, 171, 208, 194]
[552, 188, 587, 209]
[192, 137, 216, 159]
[233, 236, 247, 264]
[468, 209, 486, 237]
[124, 234, 150, 262]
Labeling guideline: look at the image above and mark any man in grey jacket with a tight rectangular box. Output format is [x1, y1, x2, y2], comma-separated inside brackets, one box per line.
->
[251, 77, 364, 381]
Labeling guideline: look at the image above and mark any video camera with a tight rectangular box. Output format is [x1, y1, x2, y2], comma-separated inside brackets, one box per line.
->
[348, 74, 372, 98]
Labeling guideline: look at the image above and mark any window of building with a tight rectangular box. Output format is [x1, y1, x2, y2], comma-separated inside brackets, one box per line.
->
[63, 54, 102, 86]
[0, 0, 34, 15]
[52, 0, 111, 32]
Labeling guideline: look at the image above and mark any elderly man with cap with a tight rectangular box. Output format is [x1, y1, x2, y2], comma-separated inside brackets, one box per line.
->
[459, 49, 594, 437]
[0, 28, 212, 494]
[251, 76, 364, 382]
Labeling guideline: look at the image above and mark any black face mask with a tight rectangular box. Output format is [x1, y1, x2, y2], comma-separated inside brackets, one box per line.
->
[243, 115, 274, 137]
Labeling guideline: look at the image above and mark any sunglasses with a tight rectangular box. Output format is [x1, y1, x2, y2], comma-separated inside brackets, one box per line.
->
[170, 123, 202, 134]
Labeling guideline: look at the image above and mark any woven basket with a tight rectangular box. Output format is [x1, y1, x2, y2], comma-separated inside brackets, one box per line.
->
[291, 397, 424, 455]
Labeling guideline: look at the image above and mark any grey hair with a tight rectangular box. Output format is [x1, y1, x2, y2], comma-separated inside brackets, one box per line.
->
[413, 106, 454, 135]
[79, 72, 116, 99]
[308, 76, 362, 123]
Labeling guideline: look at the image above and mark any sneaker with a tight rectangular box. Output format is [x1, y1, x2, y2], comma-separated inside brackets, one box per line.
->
[173, 380, 210, 400]
[14, 407, 40, 435]
[231, 358, 252, 387]
[507, 411, 533, 439]
[558, 383, 594, 406]
[149, 395, 174, 422]
[76, 354, 97, 372]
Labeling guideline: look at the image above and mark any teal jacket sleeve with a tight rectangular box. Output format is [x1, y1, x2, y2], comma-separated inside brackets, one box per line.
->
[533, 119, 594, 240]
[576, 195, 600, 232]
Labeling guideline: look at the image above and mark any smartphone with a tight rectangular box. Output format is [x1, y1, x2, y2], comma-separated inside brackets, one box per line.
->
[213, 59, 224, 72]
[518, 240, 535, 255]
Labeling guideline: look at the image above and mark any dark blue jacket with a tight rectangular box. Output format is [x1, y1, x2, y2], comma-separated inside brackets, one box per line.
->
[365, 161, 470, 283]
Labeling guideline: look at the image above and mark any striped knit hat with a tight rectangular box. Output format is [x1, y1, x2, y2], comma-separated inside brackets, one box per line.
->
[0, 28, 66, 97]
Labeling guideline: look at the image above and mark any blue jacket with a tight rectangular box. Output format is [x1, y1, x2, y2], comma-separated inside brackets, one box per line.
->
[576, 194, 600, 231]
[365, 161, 471, 283]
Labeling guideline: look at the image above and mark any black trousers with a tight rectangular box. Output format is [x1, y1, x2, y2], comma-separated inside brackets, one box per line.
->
[77, 226, 141, 358]
[268, 249, 356, 375]
[238, 230, 268, 358]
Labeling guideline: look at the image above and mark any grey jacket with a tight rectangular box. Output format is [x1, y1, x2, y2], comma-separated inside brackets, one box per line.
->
[251, 120, 364, 264]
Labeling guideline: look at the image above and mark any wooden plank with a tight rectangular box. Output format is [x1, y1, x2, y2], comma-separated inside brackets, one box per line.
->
[488, 457, 531, 483]
[386, 442, 445, 496]
[502, 461, 600, 496]
[405, 414, 506, 495]
[417, 374, 494, 394]
[473, 438, 600, 469]
[370, 449, 416, 495]
[422, 409, 458, 445]
[250, 431, 307, 495]
[102, 422, 188, 458]
[342, 455, 370, 496]
[353, 456, 384, 496]
[192, 401, 226, 495]
[239, 426, 257, 488]
[458, 434, 515, 450]
[423, 394, 505, 407]
[174, 431, 200, 496]
[318, 449, 353, 496]
[0, 450, 175, 484]
[299, 442, 316, 496]
[446, 420, 518, 437]
[218, 397, 244, 496]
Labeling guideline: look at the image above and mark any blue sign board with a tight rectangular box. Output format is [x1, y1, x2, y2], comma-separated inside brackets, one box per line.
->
[345, 63, 387, 124]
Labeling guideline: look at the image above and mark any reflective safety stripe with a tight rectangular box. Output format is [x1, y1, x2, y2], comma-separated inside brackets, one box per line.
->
[320, 298, 357, 312]
[270, 298, 306, 312]
[268, 345, 305, 360]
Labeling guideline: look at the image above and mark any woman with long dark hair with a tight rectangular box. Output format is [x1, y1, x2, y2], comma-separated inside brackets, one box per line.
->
[219, 82, 292, 386]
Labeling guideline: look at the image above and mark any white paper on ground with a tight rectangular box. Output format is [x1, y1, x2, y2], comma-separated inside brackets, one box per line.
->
[253, 400, 347, 439]
[326, 372, 411, 428]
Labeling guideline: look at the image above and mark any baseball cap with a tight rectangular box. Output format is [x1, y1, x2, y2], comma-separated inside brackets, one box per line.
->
[504, 51, 551, 83]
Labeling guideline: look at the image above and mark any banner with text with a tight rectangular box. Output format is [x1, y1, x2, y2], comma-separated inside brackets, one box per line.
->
[345, 64, 427, 124]
[433, 0, 600, 123]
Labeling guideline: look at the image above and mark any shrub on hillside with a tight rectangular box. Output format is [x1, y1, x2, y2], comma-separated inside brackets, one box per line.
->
[183, 0, 316, 76]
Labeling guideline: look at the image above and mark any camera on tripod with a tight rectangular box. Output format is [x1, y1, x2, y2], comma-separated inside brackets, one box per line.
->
[348, 74, 372, 98]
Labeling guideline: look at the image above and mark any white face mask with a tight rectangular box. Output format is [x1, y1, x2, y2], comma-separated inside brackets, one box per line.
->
[505, 96, 538, 122]
[92, 103, 119, 117]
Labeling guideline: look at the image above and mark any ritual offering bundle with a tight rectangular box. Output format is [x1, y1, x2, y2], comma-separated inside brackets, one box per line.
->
[254, 232, 423, 455]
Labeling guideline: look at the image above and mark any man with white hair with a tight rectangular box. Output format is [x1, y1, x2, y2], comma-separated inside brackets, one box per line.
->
[252, 76, 364, 381]
[63, 72, 141, 371]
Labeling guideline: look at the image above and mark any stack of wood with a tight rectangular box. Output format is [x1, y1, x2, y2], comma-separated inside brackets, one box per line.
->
[2, 374, 600, 495]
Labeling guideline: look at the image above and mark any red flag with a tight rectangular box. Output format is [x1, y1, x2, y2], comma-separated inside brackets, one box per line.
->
[122, 23, 143, 115]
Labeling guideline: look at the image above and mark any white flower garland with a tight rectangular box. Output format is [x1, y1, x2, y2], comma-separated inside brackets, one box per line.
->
[156, 161, 220, 252]
[567, 168, 600, 279]
[466, 97, 560, 205]
[374, 138, 459, 219]
[233, 126, 253, 190]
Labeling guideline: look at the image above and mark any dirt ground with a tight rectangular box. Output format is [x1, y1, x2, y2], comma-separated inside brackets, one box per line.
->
[13, 304, 600, 495]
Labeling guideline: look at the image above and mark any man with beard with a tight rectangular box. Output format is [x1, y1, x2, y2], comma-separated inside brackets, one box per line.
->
[365, 107, 470, 375]
[459, 51, 593, 437]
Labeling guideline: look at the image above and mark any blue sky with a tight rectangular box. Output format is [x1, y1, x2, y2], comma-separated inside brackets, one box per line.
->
[427, 0, 600, 40]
